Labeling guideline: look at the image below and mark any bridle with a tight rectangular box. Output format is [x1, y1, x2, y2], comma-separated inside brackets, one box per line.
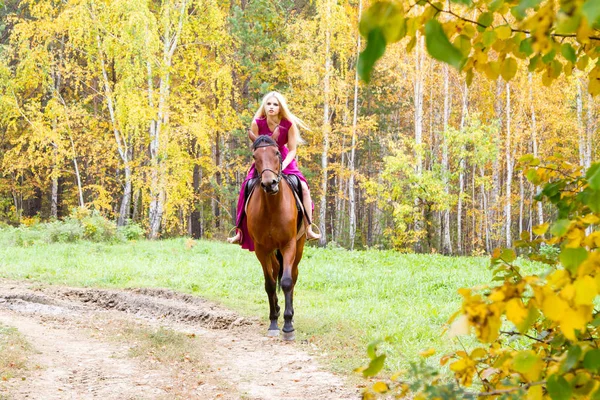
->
[254, 143, 282, 184]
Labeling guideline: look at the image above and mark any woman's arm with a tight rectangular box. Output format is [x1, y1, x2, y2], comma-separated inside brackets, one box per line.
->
[281, 123, 298, 171]
[248, 120, 259, 142]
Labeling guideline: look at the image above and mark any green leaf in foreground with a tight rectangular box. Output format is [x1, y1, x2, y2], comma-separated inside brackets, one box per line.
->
[363, 354, 386, 377]
[547, 374, 572, 400]
[358, 28, 387, 83]
[424, 20, 465, 70]
[561, 43, 577, 63]
[583, 349, 600, 372]
[559, 247, 588, 274]
[586, 163, 600, 190]
[582, 0, 600, 26]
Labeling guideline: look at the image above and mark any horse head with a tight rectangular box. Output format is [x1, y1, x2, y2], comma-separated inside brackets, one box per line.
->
[253, 135, 282, 195]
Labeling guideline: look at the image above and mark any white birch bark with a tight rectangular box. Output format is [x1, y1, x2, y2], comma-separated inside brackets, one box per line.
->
[413, 33, 425, 251]
[96, 32, 132, 226]
[149, 0, 187, 239]
[505, 83, 512, 247]
[318, 0, 331, 247]
[348, 0, 361, 250]
[519, 170, 524, 235]
[586, 90, 594, 169]
[529, 73, 543, 225]
[577, 78, 585, 167]
[441, 64, 452, 254]
[491, 79, 503, 247]
[457, 82, 468, 254]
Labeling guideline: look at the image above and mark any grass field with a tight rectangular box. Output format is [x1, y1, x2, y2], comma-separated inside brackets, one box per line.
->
[0, 227, 546, 377]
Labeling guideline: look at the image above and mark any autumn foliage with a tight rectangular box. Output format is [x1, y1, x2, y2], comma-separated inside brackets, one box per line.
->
[360, 159, 600, 398]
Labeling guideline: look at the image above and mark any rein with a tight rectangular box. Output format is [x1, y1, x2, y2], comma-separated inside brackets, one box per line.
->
[254, 143, 283, 184]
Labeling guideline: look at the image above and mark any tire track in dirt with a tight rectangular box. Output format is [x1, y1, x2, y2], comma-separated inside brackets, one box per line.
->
[0, 279, 360, 399]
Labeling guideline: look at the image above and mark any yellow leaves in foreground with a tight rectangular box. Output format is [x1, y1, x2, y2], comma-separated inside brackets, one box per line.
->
[419, 348, 435, 358]
[449, 351, 478, 386]
[536, 278, 595, 340]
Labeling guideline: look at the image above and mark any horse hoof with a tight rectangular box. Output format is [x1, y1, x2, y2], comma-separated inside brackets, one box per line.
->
[282, 330, 295, 341]
[267, 329, 280, 337]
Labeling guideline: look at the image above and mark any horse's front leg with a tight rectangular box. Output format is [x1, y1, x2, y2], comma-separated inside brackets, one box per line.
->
[255, 246, 280, 336]
[280, 240, 297, 341]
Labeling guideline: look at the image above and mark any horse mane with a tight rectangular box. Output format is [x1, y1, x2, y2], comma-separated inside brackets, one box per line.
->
[252, 135, 277, 150]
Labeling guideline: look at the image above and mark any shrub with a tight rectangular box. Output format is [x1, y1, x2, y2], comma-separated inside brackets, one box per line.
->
[80, 211, 117, 242]
[360, 157, 600, 399]
[118, 222, 145, 241]
[47, 219, 84, 243]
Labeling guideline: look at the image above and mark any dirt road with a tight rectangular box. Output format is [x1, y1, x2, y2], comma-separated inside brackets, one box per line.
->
[0, 279, 360, 399]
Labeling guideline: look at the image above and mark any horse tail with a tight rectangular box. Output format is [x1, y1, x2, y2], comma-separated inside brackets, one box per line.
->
[276, 250, 284, 293]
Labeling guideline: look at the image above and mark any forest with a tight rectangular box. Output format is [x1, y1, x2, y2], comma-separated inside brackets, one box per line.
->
[0, 0, 597, 254]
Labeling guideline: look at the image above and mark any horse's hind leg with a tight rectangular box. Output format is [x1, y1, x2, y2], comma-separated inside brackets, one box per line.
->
[256, 246, 280, 336]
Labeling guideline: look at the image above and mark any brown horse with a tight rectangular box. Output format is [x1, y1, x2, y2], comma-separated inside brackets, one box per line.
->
[246, 135, 306, 341]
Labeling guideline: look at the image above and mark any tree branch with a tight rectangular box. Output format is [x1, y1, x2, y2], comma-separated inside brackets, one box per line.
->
[422, 0, 600, 41]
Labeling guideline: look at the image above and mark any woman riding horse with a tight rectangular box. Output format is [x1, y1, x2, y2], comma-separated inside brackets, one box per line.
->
[228, 91, 320, 249]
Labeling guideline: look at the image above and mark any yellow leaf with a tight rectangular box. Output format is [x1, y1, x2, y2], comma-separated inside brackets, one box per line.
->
[542, 293, 569, 321]
[574, 276, 597, 306]
[560, 306, 588, 340]
[577, 18, 593, 44]
[564, 61, 574, 77]
[561, 283, 576, 302]
[471, 348, 487, 360]
[500, 57, 518, 82]
[372, 381, 388, 393]
[488, 290, 505, 302]
[577, 55, 590, 70]
[527, 385, 543, 400]
[485, 61, 500, 80]
[589, 76, 600, 96]
[506, 298, 528, 326]
[581, 214, 600, 225]
[495, 25, 512, 40]
[548, 269, 570, 289]
[419, 348, 436, 358]
[532, 223, 549, 236]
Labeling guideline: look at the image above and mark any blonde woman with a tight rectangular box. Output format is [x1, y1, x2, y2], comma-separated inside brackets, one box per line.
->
[228, 91, 320, 249]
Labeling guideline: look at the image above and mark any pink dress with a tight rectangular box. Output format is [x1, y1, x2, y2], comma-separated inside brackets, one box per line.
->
[235, 117, 309, 251]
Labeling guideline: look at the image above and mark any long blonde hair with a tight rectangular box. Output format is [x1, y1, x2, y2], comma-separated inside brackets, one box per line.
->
[254, 91, 309, 144]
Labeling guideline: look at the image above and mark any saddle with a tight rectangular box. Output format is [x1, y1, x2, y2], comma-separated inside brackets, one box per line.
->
[241, 174, 309, 235]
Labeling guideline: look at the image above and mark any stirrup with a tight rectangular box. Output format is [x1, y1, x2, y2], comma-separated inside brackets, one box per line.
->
[227, 227, 241, 244]
[306, 223, 321, 241]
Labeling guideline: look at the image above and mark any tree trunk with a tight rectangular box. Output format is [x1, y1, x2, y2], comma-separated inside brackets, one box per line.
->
[118, 165, 132, 226]
[577, 78, 585, 167]
[189, 164, 203, 238]
[481, 166, 491, 252]
[491, 79, 503, 248]
[585, 90, 594, 169]
[348, 0, 361, 250]
[413, 33, 425, 252]
[457, 82, 468, 254]
[519, 169, 524, 236]
[441, 63, 452, 254]
[319, 0, 331, 247]
[148, 0, 187, 239]
[529, 73, 543, 226]
[96, 32, 132, 226]
[505, 83, 512, 247]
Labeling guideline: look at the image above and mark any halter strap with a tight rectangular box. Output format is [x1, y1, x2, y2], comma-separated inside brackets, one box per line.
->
[254, 143, 283, 184]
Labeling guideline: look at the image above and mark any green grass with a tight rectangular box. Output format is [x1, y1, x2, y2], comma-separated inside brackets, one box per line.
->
[0, 323, 32, 380]
[0, 228, 548, 376]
